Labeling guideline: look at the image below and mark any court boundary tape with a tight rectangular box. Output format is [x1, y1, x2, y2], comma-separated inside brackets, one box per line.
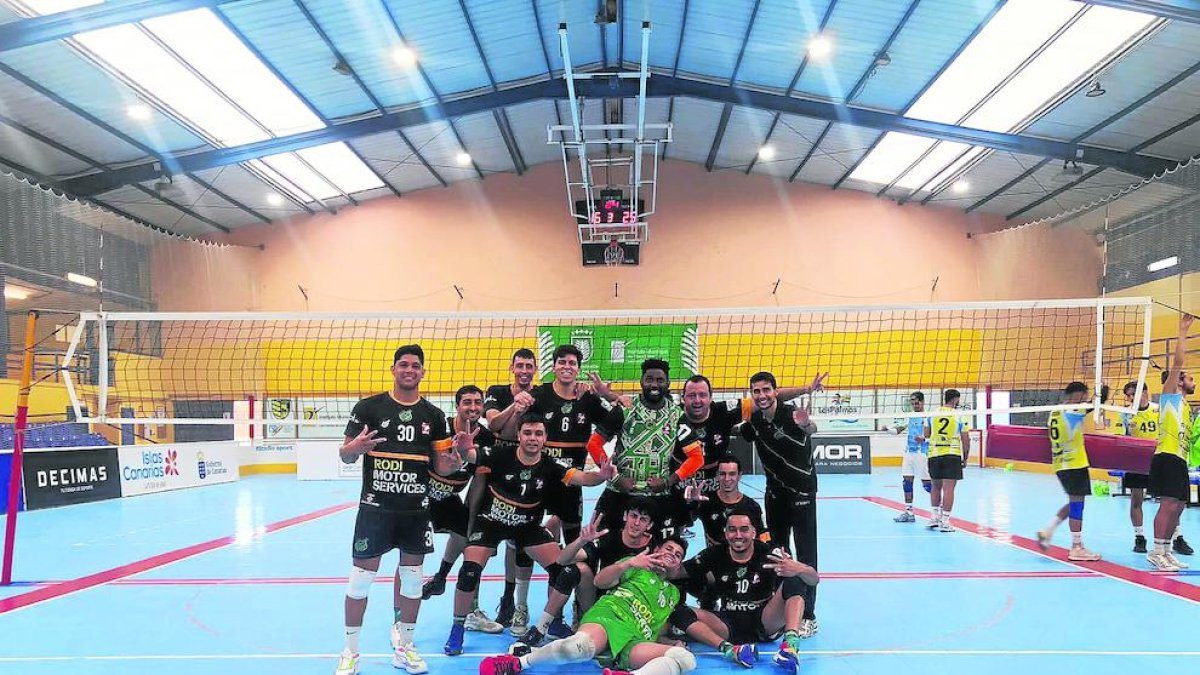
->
[861, 496, 1200, 605]
[0, 501, 356, 615]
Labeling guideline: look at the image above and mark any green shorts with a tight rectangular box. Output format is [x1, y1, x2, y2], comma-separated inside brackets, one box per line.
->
[581, 595, 653, 669]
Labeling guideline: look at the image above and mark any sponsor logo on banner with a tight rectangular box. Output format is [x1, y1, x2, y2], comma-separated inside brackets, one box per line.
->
[23, 448, 121, 509]
[339, 455, 363, 479]
[812, 435, 871, 474]
[118, 443, 239, 496]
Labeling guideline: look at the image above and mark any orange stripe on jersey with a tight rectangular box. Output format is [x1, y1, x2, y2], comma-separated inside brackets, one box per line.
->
[367, 451, 429, 462]
[563, 468, 578, 486]
[432, 439, 453, 452]
[545, 441, 586, 448]
[740, 398, 754, 423]
[489, 486, 539, 509]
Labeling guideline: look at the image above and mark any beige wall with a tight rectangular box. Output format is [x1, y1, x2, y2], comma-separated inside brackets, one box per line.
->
[152, 161, 1101, 311]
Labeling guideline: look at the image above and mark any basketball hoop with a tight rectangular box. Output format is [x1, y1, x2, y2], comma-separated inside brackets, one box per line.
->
[603, 238, 625, 266]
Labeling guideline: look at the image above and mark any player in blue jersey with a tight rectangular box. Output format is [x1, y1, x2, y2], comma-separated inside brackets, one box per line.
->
[885, 392, 930, 523]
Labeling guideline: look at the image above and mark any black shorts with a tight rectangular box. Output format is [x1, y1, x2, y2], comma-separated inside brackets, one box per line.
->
[928, 455, 963, 481]
[429, 496, 469, 537]
[351, 508, 434, 559]
[1123, 472, 1150, 490]
[545, 481, 583, 524]
[717, 609, 782, 644]
[1056, 468, 1092, 497]
[468, 519, 557, 551]
[1149, 453, 1190, 502]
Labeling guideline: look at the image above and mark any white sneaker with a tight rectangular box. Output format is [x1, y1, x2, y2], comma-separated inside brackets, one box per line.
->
[797, 618, 818, 639]
[925, 518, 940, 529]
[510, 604, 530, 637]
[1035, 530, 1051, 551]
[1067, 546, 1101, 561]
[465, 608, 504, 634]
[938, 521, 955, 533]
[1148, 552, 1181, 572]
[894, 511, 916, 523]
[1165, 551, 1190, 570]
[392, 644, 429, 674]
[335, 649, 360, 675]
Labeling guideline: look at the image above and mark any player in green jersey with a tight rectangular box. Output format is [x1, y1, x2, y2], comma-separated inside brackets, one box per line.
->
[479, 538, 695, 675]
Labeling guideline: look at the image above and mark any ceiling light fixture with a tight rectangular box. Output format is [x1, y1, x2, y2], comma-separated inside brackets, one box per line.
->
[126, 103, 152, 121]
[67, 272, 97, 288]
[952, 180, 970, 194]
[807, 34, 833, 60]
[1085, 80, 1106, 97]
[392, 46, 417, 68]
[455, 152, 472, 166]
[266, 193, 285, 206]
[3, 285, 32, 301]
[1148, 256, 1179, 272]
[757, 145, 776, 161]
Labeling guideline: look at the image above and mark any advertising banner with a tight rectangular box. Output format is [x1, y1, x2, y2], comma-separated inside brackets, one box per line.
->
[812, 435, 872, 474]
[23, 447, 121, 509]
[118, 442, 238, 497]
[538, 323, 699, 382]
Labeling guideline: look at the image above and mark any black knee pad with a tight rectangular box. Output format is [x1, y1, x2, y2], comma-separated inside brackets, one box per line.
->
[781, 575, 808, 599]
[551, 564, 582, 594]
[515, 549, 533, 568]
[669, 605, 699, 631]
[456, 560, 483, 593]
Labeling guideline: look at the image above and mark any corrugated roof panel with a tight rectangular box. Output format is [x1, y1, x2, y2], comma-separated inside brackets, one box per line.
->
[221, 0, 378, 120]
[347, 132, 444, 194]
[664, 97, 724, 164]
[675, 1, 756, 83]
[508, 100, 564, 168]
[1143, 120, 1200, 160]
[450, 111, 516, 175]
[927, 151, 1041, 205]
[1022, 22, 1200, 144]
[131, 176, 264, 229]
[0, 43, 206, 154]
[1081, 71, 1200, 155]
[402, 120, 479, 184]
[463, 0, 547, 85]
[733, 0, 830, 91]
[0, 123, 92, 177]
[0, 69, 147, 166]
[192, 164, 309, 216]
[383, 0, 491, 97]
[94, 186, 220, 236]
[792, 0, 911, 100]
[794, 124, 883, 186]
[619, 0, 687, 70]
[713, 106, 777, 170]
[536, 1, 603, 73]
[853, 0, 996, 113]
[749, 115, 828, 179]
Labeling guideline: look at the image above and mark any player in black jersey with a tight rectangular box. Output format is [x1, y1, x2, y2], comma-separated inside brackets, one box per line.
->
[669, 509, 818, 674]
[336, 345, 477, 675]
[483, 348, 540, 634]
[444, 412, 615, 656]
[688, 457, 768, 547]
[518, 497, 661, 648]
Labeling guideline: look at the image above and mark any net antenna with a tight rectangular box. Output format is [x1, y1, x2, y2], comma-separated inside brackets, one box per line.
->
[551, 21, 669, 246]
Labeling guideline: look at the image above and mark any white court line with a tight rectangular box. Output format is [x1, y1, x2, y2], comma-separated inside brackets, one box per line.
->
[2, 650, 1199, 662]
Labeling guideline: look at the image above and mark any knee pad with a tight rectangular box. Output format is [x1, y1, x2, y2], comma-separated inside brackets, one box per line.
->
[1068, 500, 1085, 520]
[346, 566, 377, 600]
[456, 560, 483, 594]
[902, 477, 914, 493]
[560, 632, 597, 661]
[666, 646, 697, 673]
[668, 604, 698, 630]
[923, 480, 932, 493]
[398, 565, 422, 600]
[515, 548, 533, 569]
[781, 575, 808, 599]
[551, 563, 582, 594]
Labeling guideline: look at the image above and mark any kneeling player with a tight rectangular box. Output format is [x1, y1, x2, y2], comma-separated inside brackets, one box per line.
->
[670, 509, 817, 673]
[479, 539, 694, 675]
[445, 413, 615, 655]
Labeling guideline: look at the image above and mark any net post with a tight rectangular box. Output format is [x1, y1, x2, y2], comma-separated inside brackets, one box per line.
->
[981, 385, 992, 468]
[1134, 300, 1153, 407]
[248, 394, 256, 442]
[2, 310, 39, 586]
[97, 314, 109, 425]
[1093, 302, 1105, 423]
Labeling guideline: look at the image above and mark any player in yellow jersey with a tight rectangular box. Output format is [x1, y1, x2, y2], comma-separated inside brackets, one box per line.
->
[1036, 382, 1101, 561]
[1147, 314, 1196, 572]
[923, 389, 971, 532]
[1121, 380, 1158, 553]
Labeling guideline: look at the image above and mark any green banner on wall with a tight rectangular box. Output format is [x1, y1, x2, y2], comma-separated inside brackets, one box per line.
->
[537, 324, 699, 382]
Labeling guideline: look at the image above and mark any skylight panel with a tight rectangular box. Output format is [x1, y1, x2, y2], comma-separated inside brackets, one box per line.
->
[262, 152, 345, 202]
[296, 144, 389, 195]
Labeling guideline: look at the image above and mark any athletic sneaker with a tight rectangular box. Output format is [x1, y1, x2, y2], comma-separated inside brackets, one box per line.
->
[466, 609, 504, 634]
[393, 644, 429, 674]
[773, 630, 802, 673]
[925, 518, 940, 530]
[421, 575, 447, 600]
[509, 604, 530, 637]
[496, 596, 516, 627]
[444, 623, 465, 656]
[894, 511, 916, 523]
[334, 649, 360, 675]
[1067, 546, 1101, 561]
[1036, 530, 1051, 550]
[938, 521, 955, 533]
[480, 655, 523, 675]
[1133, 535, 1148, 553]
[797, 618, 819, 639]
[602, 669, 632, 675]
[724, 643, 758, 668]
[514, 626, 545, 649]
[547, 617, 574, 640]
[1147, 552, 1181, 572]
[1165, 551, 1190, 569]
[1174, 536, 1194, 555]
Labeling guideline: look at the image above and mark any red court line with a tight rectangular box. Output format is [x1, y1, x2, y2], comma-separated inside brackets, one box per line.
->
[863, 495, 1200, 604]
[0, 501, 355, 615]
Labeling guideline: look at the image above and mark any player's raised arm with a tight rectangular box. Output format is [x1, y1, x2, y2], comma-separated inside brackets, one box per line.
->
[1164, 313, 1195, 395]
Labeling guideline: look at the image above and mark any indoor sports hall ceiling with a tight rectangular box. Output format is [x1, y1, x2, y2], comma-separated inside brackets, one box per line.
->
[0, 0, 1198, 238]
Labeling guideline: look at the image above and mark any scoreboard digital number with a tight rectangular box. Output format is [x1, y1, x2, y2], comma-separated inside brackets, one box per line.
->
[575, 198, 646, 225]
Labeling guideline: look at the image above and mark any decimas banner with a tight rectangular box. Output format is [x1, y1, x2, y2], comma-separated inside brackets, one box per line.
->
[538, 323, 699, 382]
[118, 442, 239, 497]
[23, 447, 121, 509]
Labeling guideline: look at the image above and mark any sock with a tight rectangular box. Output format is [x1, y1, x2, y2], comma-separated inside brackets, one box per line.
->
[1174, 528, 1184, 541]
[453, 615, 466, 626]
[932, 506, 942, 522]
[1046, 516, 1064, 534]
[1155, 539, 1170, 554]
[1134, 526, 1144, 536]
[718, 641, 734, 656]
[471, 596, 480, 612]
[436, 559, 453, 580]
[515, 578, 531, 606]
[536, 611, 554, 633]
[632, 655, 688, 675]
[344, 625, 361, 653]
[398, 622, 416, 648]
[524, 634, 594, 667]
[905, 504, 913, 513]
[941, 508, 951, 524]
[502, 581, 516, 602]
[1071, 531, 1082, 547]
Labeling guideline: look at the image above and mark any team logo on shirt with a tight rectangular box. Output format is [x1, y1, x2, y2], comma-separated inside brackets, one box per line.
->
[562, 403, 574, 415]
[577, 413, 587, 424]
[381, 419, 391, 429]
[736, 567, 747, 579]
[520, 470, 532, 480]
[421, 422, 430, 435]
[399, 410, 414, 422]
[354, 538, 369, 553]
